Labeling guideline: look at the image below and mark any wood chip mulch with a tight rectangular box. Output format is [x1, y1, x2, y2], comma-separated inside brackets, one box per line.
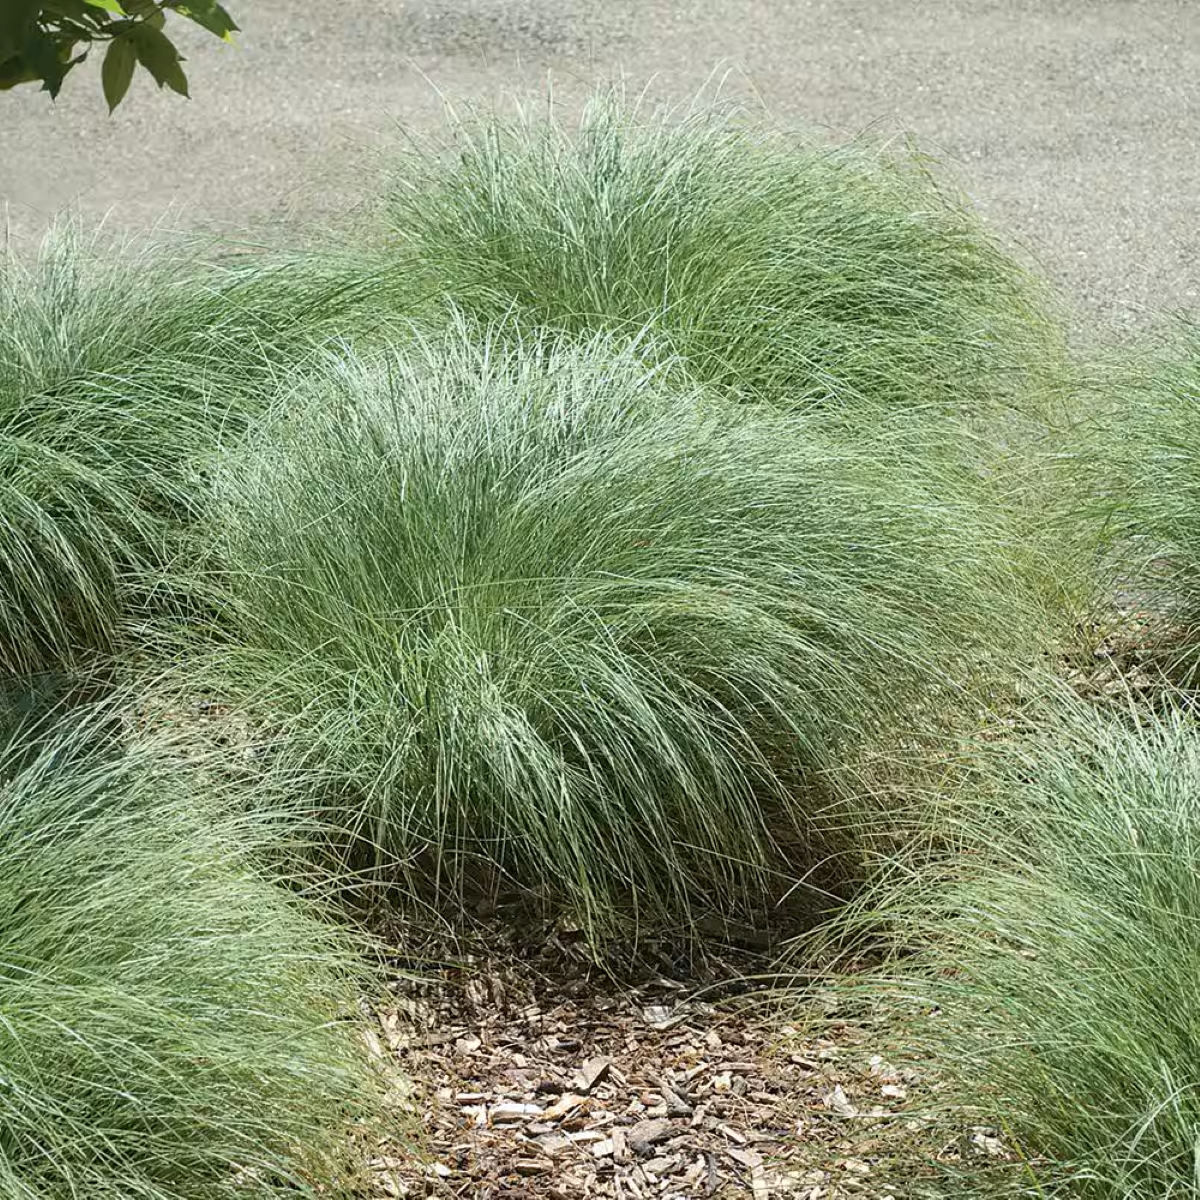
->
[364, 932, 928, 1199]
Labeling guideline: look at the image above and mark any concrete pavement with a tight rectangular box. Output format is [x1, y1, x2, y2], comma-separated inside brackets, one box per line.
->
[1, 1, 1196, 332]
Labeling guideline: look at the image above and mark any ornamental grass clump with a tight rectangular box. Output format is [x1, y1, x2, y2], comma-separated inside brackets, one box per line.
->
[197, 327, 1046, 938]
[1076, 323, 1200, 678]
[384, 89, 1059, 414]
[0, 221, 384, 680]
[0, 718, 381, 1199]
[817, 702, 1200, 1197]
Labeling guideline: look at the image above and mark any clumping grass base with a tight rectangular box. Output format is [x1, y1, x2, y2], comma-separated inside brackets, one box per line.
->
[193, 325, 1047, 940]
[819, 701, 1200, 1197]
[384, 88, 1059, 415]
[0, 718, 380, 1199]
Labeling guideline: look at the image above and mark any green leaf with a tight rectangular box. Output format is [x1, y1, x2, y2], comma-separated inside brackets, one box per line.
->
[175, 0, 237, 41]
[83, 0, 127, 13]
[0, 23, 88, 93]
[123, 0, 165, 28]
[101, 29, 135, 111]
[15, 31, 65, 94]
[42, 0, 99, 19]
[0, 54, 38, 90]
[0, 0, 41, 58]
[128, 21, 186, 95]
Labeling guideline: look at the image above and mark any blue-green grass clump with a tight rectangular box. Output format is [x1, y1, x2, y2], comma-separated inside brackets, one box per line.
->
[384, 89, 1060, 414]
[819, 702, 1200, 1197]
[0, 719, 381, 1198]
[0, 221, 383, 679]
[195, 326, 1047, 939]
[1077, 322, 1200, 676]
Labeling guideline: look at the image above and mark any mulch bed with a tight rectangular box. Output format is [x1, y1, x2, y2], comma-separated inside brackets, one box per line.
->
[366, 930, 936, 1199]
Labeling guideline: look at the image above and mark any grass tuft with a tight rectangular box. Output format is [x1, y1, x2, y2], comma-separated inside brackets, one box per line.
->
[0, 220, 392, 679]
[383, 88, 1060, 414]
[0, 714, 382, 1198]
[191, 324, 1049, 940]
[814, 699, 1200, 1197]
[1073, 321, 1200, 678]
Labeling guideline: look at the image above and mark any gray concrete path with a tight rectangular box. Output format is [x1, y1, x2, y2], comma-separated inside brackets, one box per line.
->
[1, 1, 1197, 331]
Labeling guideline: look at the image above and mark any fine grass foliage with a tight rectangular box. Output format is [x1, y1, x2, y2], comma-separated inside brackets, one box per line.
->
[383, 89, 1061, 414]
[0, 220, 390, 680]
[1074, 321, 1200, 677]
[193, 326, 1049, 939]
[814, 701, 1200, 1197]
[0, 717, 382, 1199]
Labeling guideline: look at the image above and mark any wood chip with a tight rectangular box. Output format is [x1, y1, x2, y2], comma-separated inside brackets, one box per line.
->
[362, 1028, 386, 1063]
[742, 1157, 770, 1200]
[736, 1152, 772, 1200]
[705, 1152, 720, 1195]
[573, 1056, 612, 1093]
[728, 1148, 763, 1170]
[655, 1076, 693, 1116]
[611, 1127, 629, 1164]
[823, 1084, 857, 1117]
[515, 1158, 554, 1175]
[542, 1092, 588, 1122]
[490, 1102, 544, 1122]
[643, 1153, 682, 1173]
[627, 1117, 676, 1156]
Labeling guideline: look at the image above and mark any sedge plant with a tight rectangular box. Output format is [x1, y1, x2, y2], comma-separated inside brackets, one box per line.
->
[1074, 321, 1200, 679]
[812, 699, 1200, 1198]
[192, 325, 1050, 941]
[0, 219, 391, 682]
[0, 715, 383, 1199]
[383, 88, 1061, 415]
